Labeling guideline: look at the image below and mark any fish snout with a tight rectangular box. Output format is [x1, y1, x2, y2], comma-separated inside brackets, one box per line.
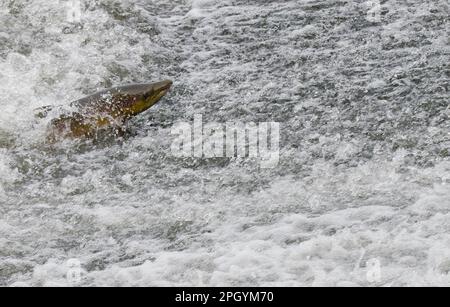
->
[154, 80, 173, 93]
[140, 80, 173, 111]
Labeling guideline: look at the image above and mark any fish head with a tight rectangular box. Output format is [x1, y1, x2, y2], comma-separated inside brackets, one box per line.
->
[118, 80, 173, 117]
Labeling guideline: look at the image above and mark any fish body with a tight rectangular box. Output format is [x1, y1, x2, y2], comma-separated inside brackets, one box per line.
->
[38, 80, 172, 141]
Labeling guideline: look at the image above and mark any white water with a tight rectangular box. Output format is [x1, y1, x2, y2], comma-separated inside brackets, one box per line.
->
[0, 0, 449, 286]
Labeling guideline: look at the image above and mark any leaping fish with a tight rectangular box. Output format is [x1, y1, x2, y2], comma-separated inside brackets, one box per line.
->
[36, 80, 173, 142]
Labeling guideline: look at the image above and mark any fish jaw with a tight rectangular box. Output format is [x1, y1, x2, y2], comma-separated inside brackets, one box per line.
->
[127, 80, 173, 117]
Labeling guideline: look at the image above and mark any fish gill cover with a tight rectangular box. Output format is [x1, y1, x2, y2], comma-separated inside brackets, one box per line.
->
[0, 0, 449, 286]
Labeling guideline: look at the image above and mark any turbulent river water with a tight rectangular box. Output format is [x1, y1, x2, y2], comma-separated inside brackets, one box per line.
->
[0, 0, 449, 286]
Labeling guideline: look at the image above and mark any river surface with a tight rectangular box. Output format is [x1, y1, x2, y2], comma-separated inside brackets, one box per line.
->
[0, 0, 449, 286]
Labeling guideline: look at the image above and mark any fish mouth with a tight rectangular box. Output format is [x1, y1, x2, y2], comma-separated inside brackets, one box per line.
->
[153, 80, 173, 95]
[130, 80, 173, 116]
[150, 80, 173, 102]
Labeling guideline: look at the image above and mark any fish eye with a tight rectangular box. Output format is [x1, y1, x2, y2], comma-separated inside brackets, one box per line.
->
[143, 90, 154, 100]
